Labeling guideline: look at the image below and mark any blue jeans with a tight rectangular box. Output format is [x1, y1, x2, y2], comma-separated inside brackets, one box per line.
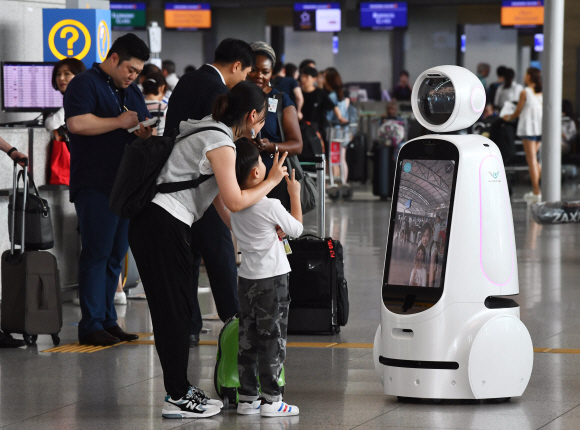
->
[74, 188, 129, 339]
[190, 204, 240, 335]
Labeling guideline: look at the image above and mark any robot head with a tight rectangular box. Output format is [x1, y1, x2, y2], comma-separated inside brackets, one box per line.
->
[411, 65, 486, 133]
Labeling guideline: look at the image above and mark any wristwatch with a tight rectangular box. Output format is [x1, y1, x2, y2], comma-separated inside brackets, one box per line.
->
[6, 147, 17, 158]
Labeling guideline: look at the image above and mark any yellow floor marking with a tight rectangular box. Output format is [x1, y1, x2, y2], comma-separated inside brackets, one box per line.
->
[42, 333, 153, 353]
[42, 337, 580, 355]
[287, 342, 338, 348]
[334, 343, 374, 348]
[546, 348, 580, 354]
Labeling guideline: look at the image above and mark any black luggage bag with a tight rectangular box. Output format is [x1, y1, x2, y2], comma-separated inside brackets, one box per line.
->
[8, 171, 54, 250]
[346, 133, 367, 183]
[1, 161, 62, 346]
[372, 143, 396, 200]
[287, 235, 348, 335]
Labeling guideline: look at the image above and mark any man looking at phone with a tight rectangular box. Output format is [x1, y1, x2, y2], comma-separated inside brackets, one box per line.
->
[65, 33, 152, 346]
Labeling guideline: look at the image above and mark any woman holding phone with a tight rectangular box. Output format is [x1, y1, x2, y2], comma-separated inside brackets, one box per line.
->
[128, 81, 289, 419]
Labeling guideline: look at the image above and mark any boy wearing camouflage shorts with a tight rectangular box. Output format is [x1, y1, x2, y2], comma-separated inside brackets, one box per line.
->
[230, 140, 303, 417]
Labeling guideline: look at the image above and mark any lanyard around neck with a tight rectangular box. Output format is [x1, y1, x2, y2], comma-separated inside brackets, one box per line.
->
[94, 64, 125, 115]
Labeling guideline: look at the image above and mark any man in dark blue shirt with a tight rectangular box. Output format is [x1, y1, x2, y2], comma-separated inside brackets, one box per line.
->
[65, 34, 153, 346]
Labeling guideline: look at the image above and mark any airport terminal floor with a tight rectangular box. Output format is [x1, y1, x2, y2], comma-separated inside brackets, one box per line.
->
[0, 183, 579, 430]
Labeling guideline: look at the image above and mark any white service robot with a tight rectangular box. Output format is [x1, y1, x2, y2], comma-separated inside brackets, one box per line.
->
[373, 65, 533, 401]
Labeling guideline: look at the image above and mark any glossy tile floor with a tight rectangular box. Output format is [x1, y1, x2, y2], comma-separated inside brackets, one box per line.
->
[2, 182, 580, 429]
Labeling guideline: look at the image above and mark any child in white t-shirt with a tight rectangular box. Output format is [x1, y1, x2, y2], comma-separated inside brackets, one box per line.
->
[230, 138, 303, 418]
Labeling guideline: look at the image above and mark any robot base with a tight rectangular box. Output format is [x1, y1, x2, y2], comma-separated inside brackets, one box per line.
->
[373, 303, 533, 401]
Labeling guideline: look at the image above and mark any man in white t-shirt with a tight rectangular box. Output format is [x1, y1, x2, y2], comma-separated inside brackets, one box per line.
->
[162, 60, 179, 91]
[230, 139, 302, 418]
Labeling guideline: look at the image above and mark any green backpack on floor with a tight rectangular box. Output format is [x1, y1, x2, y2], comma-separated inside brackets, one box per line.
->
[214, 315, 285, 409]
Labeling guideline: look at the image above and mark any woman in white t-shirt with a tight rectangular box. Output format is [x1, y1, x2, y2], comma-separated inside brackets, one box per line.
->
[494, 68, 523, 110]
[45, 58, 86, 133]
[503, 67, 543, 202]
[142, 72, 168, 136]
[410, 245, 427, 287]
[128, 81, 290, 419]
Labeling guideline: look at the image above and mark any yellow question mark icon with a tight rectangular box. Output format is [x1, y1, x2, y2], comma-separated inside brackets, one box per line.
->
[60, 26, 79, 56]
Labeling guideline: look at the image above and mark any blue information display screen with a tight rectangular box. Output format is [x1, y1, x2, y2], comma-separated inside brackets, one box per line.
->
[360, 2, 407, 30]
[294, 3, 341, 32]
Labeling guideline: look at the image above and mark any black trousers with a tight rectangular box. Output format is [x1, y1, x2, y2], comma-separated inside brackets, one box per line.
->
[189, 204, 240, 335]
[128, 203, 194, 399]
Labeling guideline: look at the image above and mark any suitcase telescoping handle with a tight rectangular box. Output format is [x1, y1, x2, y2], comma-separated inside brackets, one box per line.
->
[10, 159, 29, 257]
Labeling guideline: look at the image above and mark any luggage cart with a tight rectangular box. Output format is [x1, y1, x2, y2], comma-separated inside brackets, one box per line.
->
[327, 125, 353, 202]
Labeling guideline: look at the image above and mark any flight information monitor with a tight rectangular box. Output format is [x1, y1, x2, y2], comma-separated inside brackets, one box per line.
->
[294, 3, 341, 32]
[165, 3, 211, 30]
[2, 62, 62, 112]
[110, 2, 147, 30]
[501, 0, 544, 28]
[360, 2, 407, 30]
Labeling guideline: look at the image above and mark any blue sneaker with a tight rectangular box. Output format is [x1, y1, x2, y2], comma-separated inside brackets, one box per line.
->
[162, 387, 221, 418]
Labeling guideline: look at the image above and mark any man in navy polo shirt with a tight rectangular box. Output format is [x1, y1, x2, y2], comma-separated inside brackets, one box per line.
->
[65, 34, 153, 346]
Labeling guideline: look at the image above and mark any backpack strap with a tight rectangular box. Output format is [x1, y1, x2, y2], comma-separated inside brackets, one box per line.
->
[273, 92, 286, 142]
[158, 126, 230, 194]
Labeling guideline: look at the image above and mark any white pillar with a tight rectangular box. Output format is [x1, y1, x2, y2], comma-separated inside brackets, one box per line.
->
[541, 0, 565, 201]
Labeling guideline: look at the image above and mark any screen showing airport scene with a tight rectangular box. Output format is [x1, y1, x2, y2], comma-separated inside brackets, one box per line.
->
[360, 2, 407, 30]
[387, 159, 455, 288]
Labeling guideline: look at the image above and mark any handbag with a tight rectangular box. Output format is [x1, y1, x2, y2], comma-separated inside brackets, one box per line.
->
[49, 137, 70, 186]
[8, 170, 54, 250]
[269, 91, 318, 215]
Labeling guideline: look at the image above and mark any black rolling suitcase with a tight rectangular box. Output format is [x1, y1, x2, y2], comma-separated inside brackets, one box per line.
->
[1, 161, 62, 346]
[287, 235, 348, 334]
[287, 155, 349, 335]
[372, 144, 396, 200]
[346, 132, 367, 183]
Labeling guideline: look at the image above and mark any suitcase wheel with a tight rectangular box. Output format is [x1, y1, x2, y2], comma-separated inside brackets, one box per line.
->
[23, 333, 37, 346]
[220, 387, 237, 409]
[51, 334, 60, 346]
[327, 187, 341, 202]
[331, 326, 341, 335]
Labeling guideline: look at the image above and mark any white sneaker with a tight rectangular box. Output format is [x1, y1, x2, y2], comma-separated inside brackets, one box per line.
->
[161, 387, 221, 419]
[72, 298, 80, 306]
[114, 291, 127, 305]
[523, 191, 542, 203]
[237, 400, 261, 415]
[260, 400, 299, 417]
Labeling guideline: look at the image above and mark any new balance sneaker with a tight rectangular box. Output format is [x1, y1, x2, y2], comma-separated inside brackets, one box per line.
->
[190, 386, 223, 408]
[162, 388, 221, 418]
[237, 400, 261, 415]
[260, 400, 299, 417]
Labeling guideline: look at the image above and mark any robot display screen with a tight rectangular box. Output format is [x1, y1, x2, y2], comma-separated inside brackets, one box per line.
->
[387, 159, 455, 288]
[417, 76, 455, 126]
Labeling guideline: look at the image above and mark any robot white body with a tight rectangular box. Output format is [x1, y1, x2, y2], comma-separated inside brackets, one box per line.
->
[373, 66, 533, 400]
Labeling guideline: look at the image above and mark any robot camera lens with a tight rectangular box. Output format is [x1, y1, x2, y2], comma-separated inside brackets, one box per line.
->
[417, 76, 456, 126]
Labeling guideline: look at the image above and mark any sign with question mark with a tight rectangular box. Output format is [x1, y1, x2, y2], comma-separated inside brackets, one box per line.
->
[43, 9, 111, 68]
